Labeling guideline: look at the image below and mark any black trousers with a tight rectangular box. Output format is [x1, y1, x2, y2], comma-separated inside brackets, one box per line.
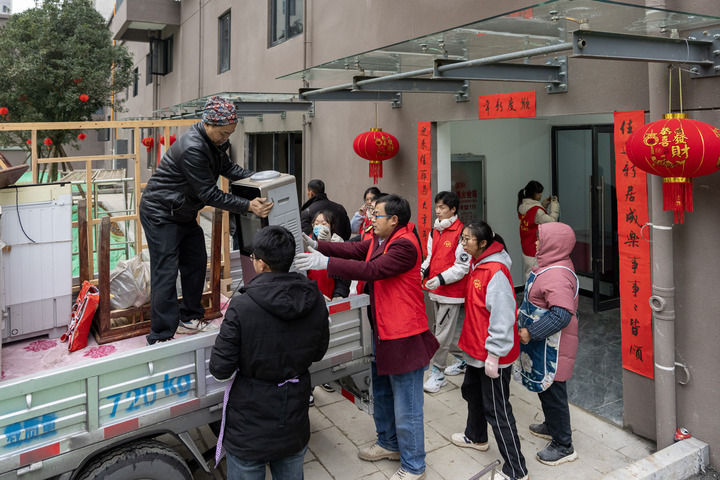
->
[140, 209, 207, 342]
[538, 380, 572, 447]
[462, 365, 528, 480]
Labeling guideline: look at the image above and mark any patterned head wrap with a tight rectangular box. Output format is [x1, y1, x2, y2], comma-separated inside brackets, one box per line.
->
[202, 96, 238, 125]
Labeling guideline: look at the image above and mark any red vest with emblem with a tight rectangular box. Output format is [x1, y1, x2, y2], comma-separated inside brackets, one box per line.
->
[519, 205, 543, 256]
[366, 223, 429, 340]
[458, 259, 520, 364]
[425, 219, 467, 298]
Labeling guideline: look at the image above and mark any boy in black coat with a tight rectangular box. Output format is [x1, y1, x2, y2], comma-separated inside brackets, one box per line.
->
[210, 226, 329, 479]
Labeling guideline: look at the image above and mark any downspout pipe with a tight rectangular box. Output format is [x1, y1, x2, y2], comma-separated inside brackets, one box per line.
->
[646, 0, 676, 451]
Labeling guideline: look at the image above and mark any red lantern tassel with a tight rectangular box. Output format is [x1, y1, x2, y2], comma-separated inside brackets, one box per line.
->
[369, 160, 382, 184]
[662, 177, 692, 224]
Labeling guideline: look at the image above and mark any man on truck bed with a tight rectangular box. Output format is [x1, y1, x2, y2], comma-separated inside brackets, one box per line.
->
[210, 225, 330, 479]
[140, 96, 273, 345]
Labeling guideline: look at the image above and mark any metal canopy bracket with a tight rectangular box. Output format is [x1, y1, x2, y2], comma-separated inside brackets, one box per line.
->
[573, 30, 720, 78]
[299, 87, 402, 104]
[351, 75, 467, 94]
[433, 57, 568, 94]
[232, 101, 311, 114]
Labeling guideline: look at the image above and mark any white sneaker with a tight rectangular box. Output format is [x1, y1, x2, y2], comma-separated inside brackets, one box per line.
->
[495, 470, 529, 480]
[176, 319, 218, 334]
[444, 359, 467, 376]
[423, 368, 447, 393]
[451, 432, 489, 451]
[389, 467, 425, 480]
[358, 442, 401, 461]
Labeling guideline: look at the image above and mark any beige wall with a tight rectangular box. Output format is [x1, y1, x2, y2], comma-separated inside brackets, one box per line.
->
[108, 0, 720, 466]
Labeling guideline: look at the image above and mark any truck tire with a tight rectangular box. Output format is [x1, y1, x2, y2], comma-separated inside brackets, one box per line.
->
[74, 439, 192, 480]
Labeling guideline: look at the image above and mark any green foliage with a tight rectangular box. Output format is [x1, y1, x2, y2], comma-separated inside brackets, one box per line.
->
[0, 0, 134, 156]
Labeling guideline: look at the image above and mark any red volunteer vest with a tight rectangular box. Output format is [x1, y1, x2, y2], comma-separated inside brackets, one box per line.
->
[458, 260, 520, 364]
[519, 205, 543, 256]
[356, 224, 374, 294]
[366, 223, 429, 340]
[307, 269, 335, 298]
[424, 219, 467, 298]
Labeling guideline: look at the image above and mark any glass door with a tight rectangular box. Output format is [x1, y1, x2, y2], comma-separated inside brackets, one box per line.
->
[553, 126, 619, 312]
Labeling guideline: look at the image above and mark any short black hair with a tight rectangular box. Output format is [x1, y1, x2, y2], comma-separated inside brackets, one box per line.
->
[464, 220, 508, 254]
[435, 191, 459, 212]
[307, 179, 325, 195]
[251, 226, 296, 272]
[375, 194, 411, 226]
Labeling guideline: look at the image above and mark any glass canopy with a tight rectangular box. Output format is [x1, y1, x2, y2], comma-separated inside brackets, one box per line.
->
[280, 0, 720, 83]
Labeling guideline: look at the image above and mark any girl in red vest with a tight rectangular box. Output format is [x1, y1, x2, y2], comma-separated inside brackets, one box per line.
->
[517, 180, 559, 281]
[306, 210, 349, 300]
[452, 221, 528, 480]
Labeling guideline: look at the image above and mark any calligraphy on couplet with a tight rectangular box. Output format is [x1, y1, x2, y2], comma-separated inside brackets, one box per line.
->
[417, 122, 432, 257]
[478, 91, 536, 119]
[614, 111, 653, 379]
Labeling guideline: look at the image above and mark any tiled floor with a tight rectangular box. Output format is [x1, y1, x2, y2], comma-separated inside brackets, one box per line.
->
[191, 372, 653, 480]
[570, 295, 623, 425]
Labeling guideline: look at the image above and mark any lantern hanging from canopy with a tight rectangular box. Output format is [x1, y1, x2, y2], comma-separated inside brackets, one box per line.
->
[353, 128, 399, 184]
[141, 136, 154, 152]
[625, 113, 720, 223]
[43, 137, 53, 146]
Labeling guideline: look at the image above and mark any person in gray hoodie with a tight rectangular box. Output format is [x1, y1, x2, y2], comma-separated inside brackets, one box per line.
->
[451, 221, 528, 480]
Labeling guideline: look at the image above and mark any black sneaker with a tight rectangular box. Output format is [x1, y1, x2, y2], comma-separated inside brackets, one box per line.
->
[321, 383, 336, 393]
[529, 422, 552, 440]
[146, 337, 173, 346]
[537, 441, 578, 466]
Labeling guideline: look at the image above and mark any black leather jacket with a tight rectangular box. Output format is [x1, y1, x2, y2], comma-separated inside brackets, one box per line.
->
[140, 122, 253, 224]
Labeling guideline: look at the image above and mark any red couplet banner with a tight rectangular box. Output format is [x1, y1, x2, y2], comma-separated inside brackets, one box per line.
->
[417, 122, 432, 257]
[478, 91, 536, 119]
[614, 111, 653, 379]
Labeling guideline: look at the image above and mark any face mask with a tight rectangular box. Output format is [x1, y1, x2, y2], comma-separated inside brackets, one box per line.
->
[313, 225, 330, 239]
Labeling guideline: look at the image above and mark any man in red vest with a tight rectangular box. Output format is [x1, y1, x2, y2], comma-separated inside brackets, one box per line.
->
[295, 194, 438, 480]
[421, 191, 470, 393]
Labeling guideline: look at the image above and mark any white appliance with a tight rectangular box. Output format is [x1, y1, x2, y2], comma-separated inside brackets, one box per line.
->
[0, 183, 73, 344]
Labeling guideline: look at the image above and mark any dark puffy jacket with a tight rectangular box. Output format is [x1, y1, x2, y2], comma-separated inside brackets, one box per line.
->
[209, 272, 330, 461]
[140, 122, 253, 224]
[300, 193, 352, 240]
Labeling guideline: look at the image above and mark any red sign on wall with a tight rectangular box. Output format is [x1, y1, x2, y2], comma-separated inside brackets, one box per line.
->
[614, 110, 653, 379]
[417, 122, 432, 257]
[478, 91, 536, 119]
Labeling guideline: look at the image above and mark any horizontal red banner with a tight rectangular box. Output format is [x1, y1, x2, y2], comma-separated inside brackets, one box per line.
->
[478, 91, 536, 119]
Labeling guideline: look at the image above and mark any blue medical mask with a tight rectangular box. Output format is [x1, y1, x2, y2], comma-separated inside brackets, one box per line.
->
[313, 225, 324, 237]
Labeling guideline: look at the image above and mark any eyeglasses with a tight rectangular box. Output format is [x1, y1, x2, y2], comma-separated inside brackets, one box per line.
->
[371, 212, 393, 219]
[460, 236, 474, 244]
[250, 253, 257, 261]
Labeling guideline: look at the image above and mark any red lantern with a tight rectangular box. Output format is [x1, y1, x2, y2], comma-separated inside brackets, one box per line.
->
[159, 134, 176, 146]
[26, 139, 31, 145]
[0, 107, 8, 116]
[77, 133, 86, 140]
[79, 94, 89, 103]
[353, 128, 399, 184]
[626, 113, 720, 223]
[43, 137, 53, 146]
[141, 136, 154, 152]
[73, 78, 83, 85]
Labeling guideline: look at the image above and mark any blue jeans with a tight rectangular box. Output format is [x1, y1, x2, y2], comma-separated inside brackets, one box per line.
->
[225, 445, 307, 480]
[371, 362, 426, 475]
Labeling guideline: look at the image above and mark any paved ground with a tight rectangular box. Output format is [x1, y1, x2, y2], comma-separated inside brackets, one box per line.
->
[188, 370, 653, 480]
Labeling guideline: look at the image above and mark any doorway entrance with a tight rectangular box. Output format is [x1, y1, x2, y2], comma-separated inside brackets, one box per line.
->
[552, 125, 619, 312]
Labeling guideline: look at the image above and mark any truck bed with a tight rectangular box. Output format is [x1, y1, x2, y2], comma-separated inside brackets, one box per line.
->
[0, 294, 371, 479]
